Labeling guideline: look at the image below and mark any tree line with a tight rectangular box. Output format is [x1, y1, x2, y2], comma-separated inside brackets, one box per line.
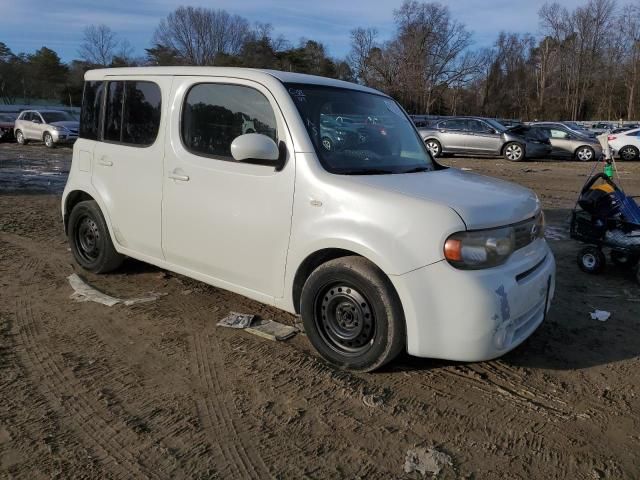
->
[0, 0, 638, 121]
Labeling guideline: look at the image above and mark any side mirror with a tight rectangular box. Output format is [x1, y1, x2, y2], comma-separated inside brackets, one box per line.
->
[231, 133, 279, 164]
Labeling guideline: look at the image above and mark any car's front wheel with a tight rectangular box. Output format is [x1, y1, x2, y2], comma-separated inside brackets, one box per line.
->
[15, 130, 28, 145]
[68, 200, 124, 273]
[575, 146, 595, 162]
[300, 256, 405, 372]
[425, 139, 442, 158]
[44, 132, 55, 148]
[503, 142, 524, 161]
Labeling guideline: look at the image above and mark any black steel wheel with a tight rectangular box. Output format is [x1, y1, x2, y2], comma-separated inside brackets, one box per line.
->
[300, 256, 405, 371]
[315, 283, 376, 355]
[577, 246, 605, 274]
[68, 200, 124, 273]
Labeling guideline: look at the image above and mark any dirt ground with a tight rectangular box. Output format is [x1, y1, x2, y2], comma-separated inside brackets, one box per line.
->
[1, 142, 639, 479]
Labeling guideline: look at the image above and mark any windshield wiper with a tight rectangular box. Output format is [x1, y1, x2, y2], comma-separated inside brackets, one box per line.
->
[340, 168, 394, 175]
[401, 166, 431, 173]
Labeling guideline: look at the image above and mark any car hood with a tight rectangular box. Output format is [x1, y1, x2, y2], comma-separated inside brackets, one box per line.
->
[349, 167, 540, 230]
[51, 121, 79, 129]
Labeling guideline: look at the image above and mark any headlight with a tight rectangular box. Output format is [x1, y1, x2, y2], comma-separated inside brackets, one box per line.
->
[444, 226, 516, 269]
[51, 125, 65, 131]
[444, 212, 545, 270]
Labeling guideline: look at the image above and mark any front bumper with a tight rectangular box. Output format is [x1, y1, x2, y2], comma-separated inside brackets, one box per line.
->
[51, 130, 78, 143]
[390, 238, 556, 361]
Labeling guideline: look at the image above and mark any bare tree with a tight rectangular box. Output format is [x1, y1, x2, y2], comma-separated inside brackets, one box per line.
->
[153, 6, 251, 65]
[79, 24, 118, 66]
[620, 5, 640, 120]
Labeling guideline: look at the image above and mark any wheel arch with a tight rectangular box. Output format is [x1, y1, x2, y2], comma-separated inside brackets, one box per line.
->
[64, 190, 95, 233]
[501, 140, 524, 155]
[291, 247, 403, 316]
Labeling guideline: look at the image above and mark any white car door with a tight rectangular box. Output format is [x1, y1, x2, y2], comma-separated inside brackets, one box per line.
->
[162, 77, 295, 300]
[91, 78, 170, 260]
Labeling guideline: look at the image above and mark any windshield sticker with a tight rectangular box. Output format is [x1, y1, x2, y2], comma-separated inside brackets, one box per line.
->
[289, 87, 306, 102]
[384, 100, 403, 117]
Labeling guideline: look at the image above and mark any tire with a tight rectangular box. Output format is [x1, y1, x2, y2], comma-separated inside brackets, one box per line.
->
[44, 132, 55, 148]
[577, 246, 605, 274]
[321, 136, 333, 152]
[618, 145, 639, 161]
[68, 200, 124, 273]
[15, 130, 28, 145]
[575, 146, 595, 162]
[425, 139, 442, 158]
[503, 142, 525, 162]
[610, 250, 638, 268]
[300, 256, 405, 372]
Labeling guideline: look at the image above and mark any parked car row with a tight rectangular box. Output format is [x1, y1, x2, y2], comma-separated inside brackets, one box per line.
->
[608, 128, 640, 161]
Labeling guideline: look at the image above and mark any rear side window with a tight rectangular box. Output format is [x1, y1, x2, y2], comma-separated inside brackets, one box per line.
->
[440, 119, 466, 131]
[80, 81, 104, 140]
[102, 80, 162, 146]
[181, 83, 277, 160]
[122, 81, 162, 145]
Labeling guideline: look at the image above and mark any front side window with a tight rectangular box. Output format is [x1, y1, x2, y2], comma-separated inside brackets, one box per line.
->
[80, 81, 104, 140]
[549, 128, 569, 139]
[182, 83, 278, 160]
[286, 83, 433, 175]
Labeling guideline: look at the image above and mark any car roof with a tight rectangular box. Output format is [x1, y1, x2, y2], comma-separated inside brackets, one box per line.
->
[84, 66, 385, 96]
[22, 109, 67, 114]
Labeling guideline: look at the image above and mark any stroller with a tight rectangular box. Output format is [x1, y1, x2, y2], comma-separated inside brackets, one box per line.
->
[571, 171, 640, 284]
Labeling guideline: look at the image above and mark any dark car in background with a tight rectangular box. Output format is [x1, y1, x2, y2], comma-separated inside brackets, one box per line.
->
[417, 116, 551, 161]
[319, 114, 399, 155]
[0, 113, 16, 141]
[527, 122, 602, 161]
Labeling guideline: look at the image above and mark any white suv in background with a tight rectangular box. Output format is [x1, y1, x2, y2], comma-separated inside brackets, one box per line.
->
[608, 128, 640, 161]
[14, 109, 79, 147]
[62, 67, 555, 371]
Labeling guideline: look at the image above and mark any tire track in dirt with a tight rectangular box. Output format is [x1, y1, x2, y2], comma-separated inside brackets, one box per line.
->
[180, 301, 274, 479]
[15, 295, 159, 480]
[7, 252, 187, 479]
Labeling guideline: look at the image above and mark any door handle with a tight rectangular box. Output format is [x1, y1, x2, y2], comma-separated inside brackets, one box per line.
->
[98, 157, 113, 166]
[168, 169, 190, 182]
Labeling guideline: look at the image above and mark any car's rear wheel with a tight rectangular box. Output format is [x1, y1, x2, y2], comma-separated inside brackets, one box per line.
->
[577, 246, 605, 273]
[619, 145, 639, 161]
[68, 200, 124, 273]
[16, 130, 27, 145]
[425, 139, 442, 158]
[300, 256, 405, 371]
[503, 142, 524, 161]
[44, 132, 55, 148]
[575, 146, 595, 162]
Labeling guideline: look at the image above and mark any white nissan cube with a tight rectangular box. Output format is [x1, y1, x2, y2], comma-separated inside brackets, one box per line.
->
[62, 67, 555, 371]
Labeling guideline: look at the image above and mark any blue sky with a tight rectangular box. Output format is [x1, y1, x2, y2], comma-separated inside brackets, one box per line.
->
[2, 0, 588, 62]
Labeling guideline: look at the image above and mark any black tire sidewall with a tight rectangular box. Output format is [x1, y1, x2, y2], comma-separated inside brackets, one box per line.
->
[68, 201, 122, 273]
[300, 258, 404, 371]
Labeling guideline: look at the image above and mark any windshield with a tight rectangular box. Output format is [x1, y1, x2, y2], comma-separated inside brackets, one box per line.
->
[41, 111, 75, 123]
[285, 83, 434, 175]
[485, 118, 506, 132]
